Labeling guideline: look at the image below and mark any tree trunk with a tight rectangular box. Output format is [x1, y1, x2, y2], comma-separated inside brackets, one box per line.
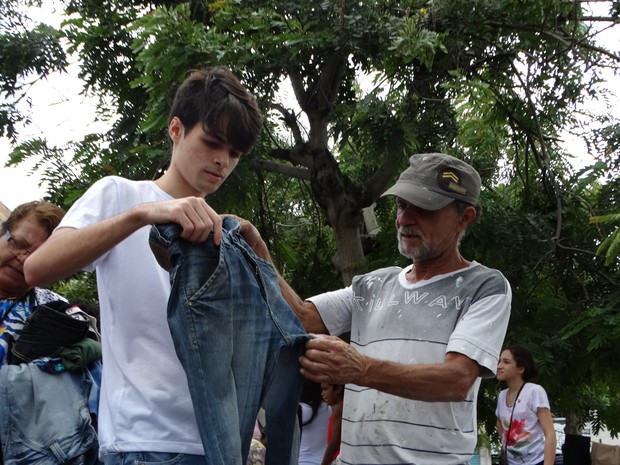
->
[565, 413, 584, 435]
[308, 144, 367, 286]
[328, 207, 365, 286]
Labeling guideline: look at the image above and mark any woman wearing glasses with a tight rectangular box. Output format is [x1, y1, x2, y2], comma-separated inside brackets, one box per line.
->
[0, 200, 65, 367]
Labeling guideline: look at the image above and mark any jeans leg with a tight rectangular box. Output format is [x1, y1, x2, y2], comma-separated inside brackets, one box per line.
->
[230, 313, 270, 463]
[263, 344, 305, 465]
[168, 296, 242, 465]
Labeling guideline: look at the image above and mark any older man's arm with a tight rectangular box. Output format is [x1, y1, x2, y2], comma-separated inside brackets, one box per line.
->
[300, 335, 481, 402]
[236, 216, 328, 334]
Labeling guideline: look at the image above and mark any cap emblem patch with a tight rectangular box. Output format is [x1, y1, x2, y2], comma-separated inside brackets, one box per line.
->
[437, 168, 468, 196]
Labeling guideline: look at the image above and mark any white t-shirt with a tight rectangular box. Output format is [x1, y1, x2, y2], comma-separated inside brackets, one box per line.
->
[58, 176, 203, 456]
[309, 262, 512, 465]
[298, 402, 331, 465]
[496, 383, 551, 465]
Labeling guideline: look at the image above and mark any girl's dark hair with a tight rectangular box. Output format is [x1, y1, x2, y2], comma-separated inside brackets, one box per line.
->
[168, 67, 263, 154]
[506, 345, 539, 381]
[299, 379, 323, 426]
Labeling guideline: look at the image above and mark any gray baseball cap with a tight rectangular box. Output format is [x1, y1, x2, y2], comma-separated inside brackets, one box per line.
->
[381, 153, 481, 210]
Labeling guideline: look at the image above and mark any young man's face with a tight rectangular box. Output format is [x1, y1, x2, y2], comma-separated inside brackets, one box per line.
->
[168, 117, 241, 197]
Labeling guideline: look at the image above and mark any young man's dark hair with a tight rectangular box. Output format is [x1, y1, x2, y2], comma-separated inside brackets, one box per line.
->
[169, 67, 263, 155]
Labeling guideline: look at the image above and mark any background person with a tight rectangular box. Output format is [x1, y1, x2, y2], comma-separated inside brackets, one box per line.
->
[320, 383, 343, 465]
[0, 200, 66, 366]
[246, 419, 266, 465]
[0, 201, 100, 464]
[496, 345, 557, 465]
[239, 152, 512, 465]
[25, 67, 263, 465]
[298, 380, 330, 465]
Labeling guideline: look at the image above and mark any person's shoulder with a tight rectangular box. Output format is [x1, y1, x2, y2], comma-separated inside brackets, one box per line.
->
[521, 382, 548, 402]
[524, 383, 551, 408]
[525, 382, 546, 393]
[466, 261, 506, 278]
[356, 266, 403, 280]
[77, 175, 133, 200]
[85, 176, 166, 203]
[458, 262, 510, 292]
[91, 175, 152, 191]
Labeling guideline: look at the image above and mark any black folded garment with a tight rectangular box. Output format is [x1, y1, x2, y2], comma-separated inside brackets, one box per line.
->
[10, 300, 91, 364]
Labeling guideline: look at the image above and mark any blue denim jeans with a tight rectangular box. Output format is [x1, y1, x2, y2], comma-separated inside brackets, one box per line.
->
[0, 363, 98, 464]
[103, 452, 204, 465]
[149, 217, 308, 465]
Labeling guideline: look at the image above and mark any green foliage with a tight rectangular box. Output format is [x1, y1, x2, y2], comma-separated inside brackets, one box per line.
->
[0, 0, 67, 138]
[0, 24, 65, 91]
[389, 13, 447, 70]
[52, 271, 98, 304]
[590, 213, 620, 266]
[1, 0, 619, 437]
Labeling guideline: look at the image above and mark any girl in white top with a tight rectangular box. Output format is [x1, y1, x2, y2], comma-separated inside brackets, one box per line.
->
[298, 380, 331, 465]
[496, 346, 557, 465]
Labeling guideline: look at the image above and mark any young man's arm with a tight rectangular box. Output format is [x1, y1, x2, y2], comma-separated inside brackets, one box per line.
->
[25, 197, 223, 287]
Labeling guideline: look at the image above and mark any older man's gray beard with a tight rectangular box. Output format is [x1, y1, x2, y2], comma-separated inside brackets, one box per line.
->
[397, 227, 433, 260]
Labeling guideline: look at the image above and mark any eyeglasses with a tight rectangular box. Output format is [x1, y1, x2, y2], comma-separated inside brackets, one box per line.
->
[5, 229, 33, 257]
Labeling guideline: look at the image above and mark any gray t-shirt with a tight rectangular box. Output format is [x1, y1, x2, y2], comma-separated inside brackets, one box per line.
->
[309, 262, 511, 465]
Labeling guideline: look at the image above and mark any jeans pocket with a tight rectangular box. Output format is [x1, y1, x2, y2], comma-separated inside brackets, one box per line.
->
[134, 452, 186, 465]
[105, 451, 199, 465]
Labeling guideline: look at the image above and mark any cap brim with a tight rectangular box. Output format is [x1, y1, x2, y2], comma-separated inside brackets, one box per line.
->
[381, 182, 454, 211]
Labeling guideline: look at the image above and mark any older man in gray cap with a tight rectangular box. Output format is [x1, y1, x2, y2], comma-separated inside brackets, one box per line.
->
[241, 153, 511, 465]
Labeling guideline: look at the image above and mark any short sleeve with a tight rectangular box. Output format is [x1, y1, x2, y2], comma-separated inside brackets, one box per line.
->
[307, 286, 355, 336]
[447, 277, 512, 377]
[528, 384, 551, 411]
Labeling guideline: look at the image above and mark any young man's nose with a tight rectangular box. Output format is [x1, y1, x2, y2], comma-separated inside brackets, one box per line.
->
[213, 149, 231, 167]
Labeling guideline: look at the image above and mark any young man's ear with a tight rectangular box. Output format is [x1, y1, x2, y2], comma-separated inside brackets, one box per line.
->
[168, 116, 184, 143]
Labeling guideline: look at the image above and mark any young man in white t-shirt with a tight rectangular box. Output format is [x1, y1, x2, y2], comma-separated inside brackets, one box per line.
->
[24, 67, 263, 465]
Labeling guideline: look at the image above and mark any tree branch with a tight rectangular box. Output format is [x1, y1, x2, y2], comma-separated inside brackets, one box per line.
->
[287, 66, 309, 111]
[510, 60, 564, 243]
[270, 102, 304, 145]
[581, 16, 619, 22]
[487, 20, 620, 62]
[248, 157, 311, 181]
[316, 52, 347, 114]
